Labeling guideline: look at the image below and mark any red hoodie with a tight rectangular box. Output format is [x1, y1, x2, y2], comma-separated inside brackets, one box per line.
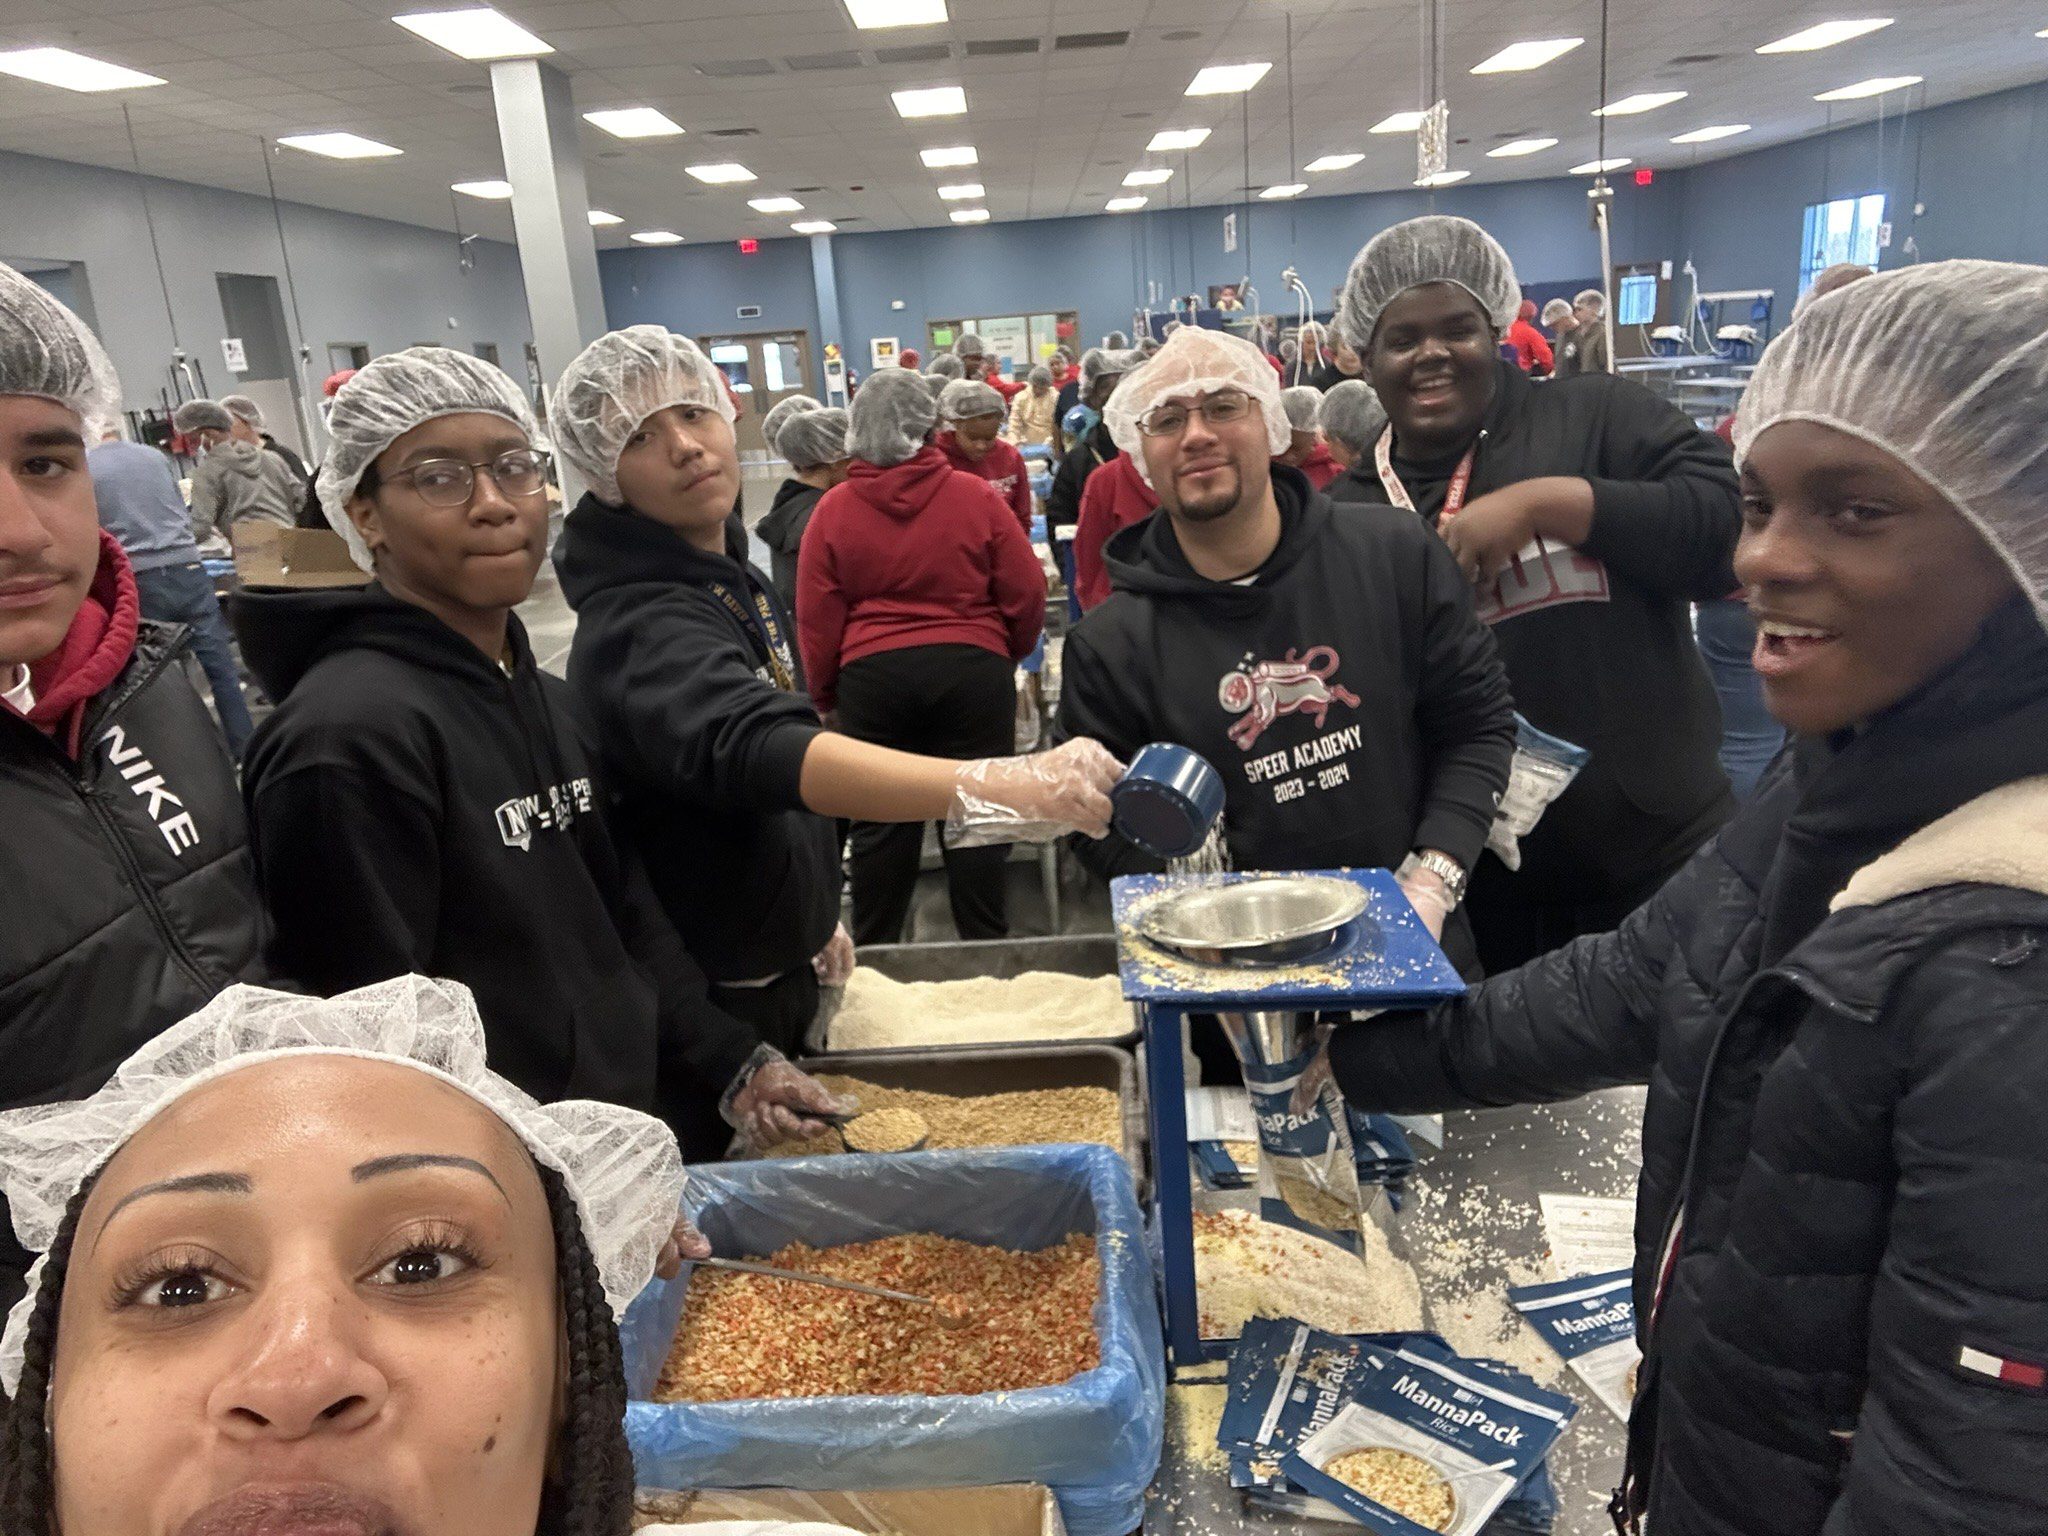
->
[937, 430, 1035, 534]
[1073, 453, 1158, 611]
[5, 530, 141, 757]
[797, 445, 1047, 710]
[1290, 441, 1345, 492]
[1507, 319, 1554, 374]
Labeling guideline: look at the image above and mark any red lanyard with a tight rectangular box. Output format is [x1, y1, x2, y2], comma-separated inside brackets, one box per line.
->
[1373, 424, 1476, 525]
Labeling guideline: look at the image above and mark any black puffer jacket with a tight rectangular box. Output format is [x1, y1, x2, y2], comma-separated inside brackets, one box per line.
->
[1333, 601, 2048, 1535]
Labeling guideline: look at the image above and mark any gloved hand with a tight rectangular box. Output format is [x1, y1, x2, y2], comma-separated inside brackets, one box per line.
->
[945, 737, 1124, 848]
[1396, 866, 1455, 942]
[724, 1048, 857, 1147]
[811, 922, 856, 987]
[655, 1212, 713, 1279]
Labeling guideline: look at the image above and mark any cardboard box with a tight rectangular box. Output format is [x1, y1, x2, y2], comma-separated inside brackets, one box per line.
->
[632, 1484, 1067, 1536]
[231, 522, 368, 590]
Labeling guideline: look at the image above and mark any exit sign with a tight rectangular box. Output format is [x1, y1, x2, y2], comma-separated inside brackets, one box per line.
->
[1634, 167, 1654, 187]
[738, 237, 760, 254]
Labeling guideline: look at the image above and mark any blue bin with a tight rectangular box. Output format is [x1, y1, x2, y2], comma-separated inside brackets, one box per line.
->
[621, 1144, 1165, 1536]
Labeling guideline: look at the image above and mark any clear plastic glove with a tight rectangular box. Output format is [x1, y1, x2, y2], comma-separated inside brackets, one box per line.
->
[655, 1212, 713, 1279]
[811, 922, 856, 987]
[1397, 869, 1455, 942]
[945, 736, 1124, 848]
[723, 1048, 857, 1147]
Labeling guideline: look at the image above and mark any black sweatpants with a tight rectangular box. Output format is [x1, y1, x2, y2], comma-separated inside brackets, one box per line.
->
[835, 643, 1016, 945]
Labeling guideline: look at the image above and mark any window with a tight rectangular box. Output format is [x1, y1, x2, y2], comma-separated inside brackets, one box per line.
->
[1799, 194, 1885, 295]
[1616, 272, 1658, 327]
[709, 341, 753, 393]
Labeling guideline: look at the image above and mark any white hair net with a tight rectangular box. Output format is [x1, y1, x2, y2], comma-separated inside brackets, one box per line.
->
[1541, 297, 1574, 326]
[1573, 288, 1606, 313]
[172, 398, 233, 436]
[1334, 214, 1523, 353]
[778, 405, 849, 471]
[318, 347, 537, 571]
[550, 325, 735, 507]
[1280, 384, 1324, 434]
[1027, 364, 1053, 388]
[928, 353, 966, 381]
[761, 393, 823, 456]
[0, 261, 120, 435]
[1318, 378, 1389, 456]
[1104, 331, 1130, 349]
[1103, 326, 1290, 488]
[953, 331, 986, 360]
[220, 392, 265, 428]
[848, 367, 938, 467]
[0, 975, 686, 1395]
[938, 378, 1004, 423]
[1079, 346, 1137, 394]
[1733, 258, 2048, 630]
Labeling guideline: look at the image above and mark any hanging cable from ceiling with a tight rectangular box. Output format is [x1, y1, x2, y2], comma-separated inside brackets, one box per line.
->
[1590, 0, 1617, 367]
[121, 102, 198, 405]
[257, 134, 323, 455]
[1284, 12, 1298, 254]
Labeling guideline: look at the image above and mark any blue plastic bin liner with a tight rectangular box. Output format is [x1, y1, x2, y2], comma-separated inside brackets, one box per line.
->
[620, 1144, 1165, 1536]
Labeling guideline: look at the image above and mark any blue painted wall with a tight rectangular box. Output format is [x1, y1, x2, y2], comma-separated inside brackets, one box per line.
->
[599, 236, 819, 343]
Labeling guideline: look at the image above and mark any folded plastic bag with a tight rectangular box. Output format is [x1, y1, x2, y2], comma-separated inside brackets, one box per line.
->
[1485, 716, 1590, 873]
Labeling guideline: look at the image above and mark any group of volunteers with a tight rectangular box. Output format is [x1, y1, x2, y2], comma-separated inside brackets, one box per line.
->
[1, 194, 2045, 1536]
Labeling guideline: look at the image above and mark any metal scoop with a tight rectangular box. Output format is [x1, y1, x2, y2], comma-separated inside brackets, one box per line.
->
[695, 1256, 971, 1328]
[820, 1107, 931, 1153]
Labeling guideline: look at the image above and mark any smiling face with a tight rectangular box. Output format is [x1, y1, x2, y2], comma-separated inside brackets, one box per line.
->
[49, 1055, 563, 1536]
[1736, 420, 2019, 734]
[950, 412, 1003, 460]
[612, 401, 739, 546]
[0, 394, 100, 671]
[1138, 389, 1273, 526]
[1365, 282, 1500, 459]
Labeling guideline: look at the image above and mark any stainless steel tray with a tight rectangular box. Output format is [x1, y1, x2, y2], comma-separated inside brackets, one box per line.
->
[1133, 874, 1369, 966]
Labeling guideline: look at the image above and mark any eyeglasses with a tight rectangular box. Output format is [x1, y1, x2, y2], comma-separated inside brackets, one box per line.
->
[1136, 391, 1253, 438]
[387, 448, 552, 507]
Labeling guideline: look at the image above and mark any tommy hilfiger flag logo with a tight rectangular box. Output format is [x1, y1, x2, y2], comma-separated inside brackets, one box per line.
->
[1958, 1345, 2047, 1390]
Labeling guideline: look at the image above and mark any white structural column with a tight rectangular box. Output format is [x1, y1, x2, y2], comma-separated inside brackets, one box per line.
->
[489, 56, 606, 506]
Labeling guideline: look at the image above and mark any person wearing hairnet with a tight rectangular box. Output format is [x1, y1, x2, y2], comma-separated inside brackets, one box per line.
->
[1505, 299, 1555, 376]
[1006, 363, 1059, 449]
[1555, 286, 1611, 376]
[1274, 384, 1343, 490]
[757, 399, 850, 619]
[1339, 215, 1741, 973]
[1046, 346, 1138, 539]
[927, 352, 966, 382]
[1055, 326, 1515, 992]
[798, 366, 1051, 944]
[1539, 298, 1580, 376]
[936, 378, 1033, 533]
[548, 331, 1119, 1033]
[0, 261, 264, 1315]
[219, 390, 310, 481]
[233, 345, 845, 1160]
[1317, 379, 1392, 505]
[172, 397, 303, 554]
[1335, 259, 2048, 1536]
[1070, 436, 1157, 613]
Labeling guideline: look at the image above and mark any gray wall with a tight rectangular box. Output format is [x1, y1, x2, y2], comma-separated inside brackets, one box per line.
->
[0, 149, 534, 420]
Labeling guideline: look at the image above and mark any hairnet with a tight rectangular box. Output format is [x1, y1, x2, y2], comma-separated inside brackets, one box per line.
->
[1104, 331, 1130, 349]
[778, 405, 849, 471]
[1318, 379, 1389, 457]
[848, 367, 937, 467]
[220, 393, 265, 428]
[0, 262, 120, 435]
[1079, 346, 1137, 394]
[1103, 326, 1290, 488]
[1027, 365, 1053, 388]
[172, 398, 234, 436]
[1541, 298, 1574, 326]
[1279, 339, 1300, 364]
[550, 325, 735, 508]
[1138, 336, 1162, 358]
[938, 378, 1004, 423]
[928, 353, 966, 381]
[0, 975, 686, 1395]
[760, 392, 823, 456]
[317, 347, 536, 571]
[1280, 385, 1324, 434]
[1733, 258, 2048, 630]
[1334, 214, 1523, 352]
[1573, 288, 1605, 312]
[953, 332, 986, 360]
[920, 372, 949, 400]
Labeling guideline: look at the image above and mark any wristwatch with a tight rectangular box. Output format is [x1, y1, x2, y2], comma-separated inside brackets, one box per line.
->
[1405, 850, 1469, 907]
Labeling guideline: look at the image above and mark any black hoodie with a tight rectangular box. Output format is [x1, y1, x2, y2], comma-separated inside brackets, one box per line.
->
[553, 496, 841, 984]
[234, 585, 761, 1129]
[1055, 467, 1516, 975]
[757, 478, 825, 617]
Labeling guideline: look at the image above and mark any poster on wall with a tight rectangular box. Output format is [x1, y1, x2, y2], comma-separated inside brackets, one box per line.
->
[975, 315, 1031, 374]
[870, 337, 899, 369]
[221, 337, 248, 373]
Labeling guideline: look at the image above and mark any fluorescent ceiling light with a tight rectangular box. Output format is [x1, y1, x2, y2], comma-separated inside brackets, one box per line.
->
[1757, 18, 1893, 53]
[1304, 152, 1364, 172]
[1415, 169, 1470, 187]
[920, 144, 978, 167]
[631, 230, 684, 244]
[451, 178, 514, 198]
[587, 209, 624, 226]
[892, 84, 966, 118]
[1146, 127, 1210, 152]
[1259, 183, 1308, 199]
[937, 182, 985, 199]
[1486, 137, 1558, 157]
[686, 162, 755, 184]
[951, 208, 992, 223]
[277, 132, 402, 159]
[1815, 75, 1922, 100]
[393, 8, 551, 60]
[1186, 62, 1271, 95]
[1369, 111, 1427, 133]
[0, 46, 164, 92]
[1569, 156, 1633, 174]
[582, 107, 684, 139]
[792, 220, 838, 234]
[1670, 124, 1751, 143]
[1595, 90, 1688, 116]
[1105, 196, 1148, 212]
[844, 0, 948, 26]
[1123, 168, 1173, 186]
[1470, 37, 1583, 74]
[749, 196, 804, 213]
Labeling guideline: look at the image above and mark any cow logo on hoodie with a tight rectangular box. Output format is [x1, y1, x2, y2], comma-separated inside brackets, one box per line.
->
[1219, 646, 1361, 753]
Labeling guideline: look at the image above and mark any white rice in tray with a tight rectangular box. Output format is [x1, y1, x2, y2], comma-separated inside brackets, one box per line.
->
[826, 968, 1134, 1050]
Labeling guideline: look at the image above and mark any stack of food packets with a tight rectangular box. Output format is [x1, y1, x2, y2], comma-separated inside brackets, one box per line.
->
[1506, 1269, 1640, 1423]
[1217, 1318, 1571, 1534]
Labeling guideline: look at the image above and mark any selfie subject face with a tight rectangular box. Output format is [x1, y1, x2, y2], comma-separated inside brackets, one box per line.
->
[1141, 392, 1271, 525]
[1736, 419, 2018, 735]
[0, 395, 100, 671]
[1367, 282, 1500, 455]
[613, 403, 738, 535]
[51, 1056, 562, 1536]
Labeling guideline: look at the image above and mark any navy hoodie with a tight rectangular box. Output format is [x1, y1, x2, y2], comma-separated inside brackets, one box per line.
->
[235, 585, 761, 1130]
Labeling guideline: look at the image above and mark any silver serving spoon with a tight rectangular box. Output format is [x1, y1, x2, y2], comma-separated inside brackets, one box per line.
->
[695, 1256, 971, 1328]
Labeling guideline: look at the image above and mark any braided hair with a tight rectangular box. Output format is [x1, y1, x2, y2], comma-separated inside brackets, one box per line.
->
[0, 1163, 635, 1536]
